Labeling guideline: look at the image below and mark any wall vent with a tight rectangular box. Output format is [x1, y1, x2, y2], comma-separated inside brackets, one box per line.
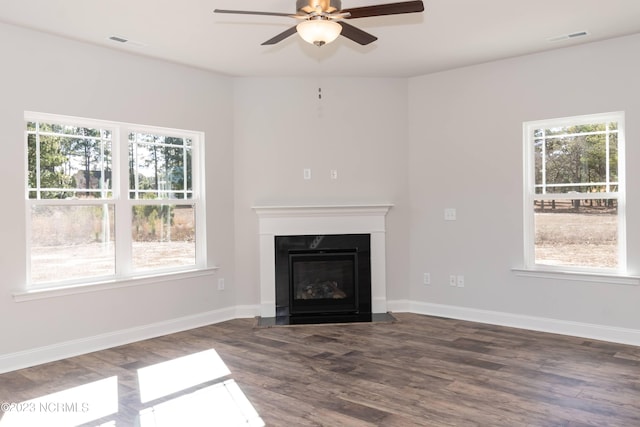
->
[548, 31, 589, 43]
[108, 36, 146, 47]
[108, 35, 128, 43]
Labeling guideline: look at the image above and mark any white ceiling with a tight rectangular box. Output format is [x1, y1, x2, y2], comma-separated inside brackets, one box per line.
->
[1, 0, 640, 78]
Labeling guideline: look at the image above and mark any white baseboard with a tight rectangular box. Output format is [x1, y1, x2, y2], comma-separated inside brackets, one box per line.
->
[3, 301, 639, 374]
[387, 299, 412, 313]
[388, 299, 640, 347]
[0, 306, 237, 375]
[234, 304, 261, 319]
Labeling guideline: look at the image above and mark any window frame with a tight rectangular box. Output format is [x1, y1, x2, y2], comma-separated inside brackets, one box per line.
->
[24, 111, 207, 291]
[522, 111, 627, 275]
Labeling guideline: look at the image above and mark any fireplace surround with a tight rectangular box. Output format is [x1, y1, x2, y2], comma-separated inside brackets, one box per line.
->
[253, 204, 392, 324]
[275, 234, 371, 323]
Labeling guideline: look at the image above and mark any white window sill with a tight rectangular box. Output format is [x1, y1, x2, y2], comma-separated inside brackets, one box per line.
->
[13, 267, 219, 302]
[512, 268, 640, 286]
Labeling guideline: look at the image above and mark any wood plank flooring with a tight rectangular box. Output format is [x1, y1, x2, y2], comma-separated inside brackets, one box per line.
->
[1, 313, 639, 426]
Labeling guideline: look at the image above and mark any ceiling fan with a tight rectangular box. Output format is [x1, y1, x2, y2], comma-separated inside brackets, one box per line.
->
[214, 0, 425, 47]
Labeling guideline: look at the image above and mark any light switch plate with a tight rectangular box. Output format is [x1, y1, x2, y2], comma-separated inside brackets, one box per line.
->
[444, 208, 456, 221]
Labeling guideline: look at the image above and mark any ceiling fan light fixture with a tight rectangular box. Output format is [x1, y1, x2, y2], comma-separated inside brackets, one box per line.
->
[296, 19, 342, 46]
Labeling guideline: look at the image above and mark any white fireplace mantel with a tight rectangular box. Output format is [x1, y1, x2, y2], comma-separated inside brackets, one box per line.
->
[253, 204, 393, 318]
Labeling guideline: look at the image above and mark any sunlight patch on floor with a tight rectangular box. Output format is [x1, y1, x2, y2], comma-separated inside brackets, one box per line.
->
[139, 379, 264, 427]
[137, 348, 231, 403]
[0, 376, 118, 427]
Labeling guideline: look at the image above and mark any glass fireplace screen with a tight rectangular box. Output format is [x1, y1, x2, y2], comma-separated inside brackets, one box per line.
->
[289, 250, 358, 313]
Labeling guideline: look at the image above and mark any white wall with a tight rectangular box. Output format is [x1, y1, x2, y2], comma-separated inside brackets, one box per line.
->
[0, 23, 236, 370]
[232, 77, 411, 306]
[408, 34, 640, 334]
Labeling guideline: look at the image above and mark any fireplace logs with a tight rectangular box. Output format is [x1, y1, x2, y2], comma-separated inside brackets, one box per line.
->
[296, 280, 347, 299]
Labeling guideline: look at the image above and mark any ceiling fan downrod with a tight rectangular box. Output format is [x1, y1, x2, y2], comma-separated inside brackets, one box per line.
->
[297, 0, 342, 14]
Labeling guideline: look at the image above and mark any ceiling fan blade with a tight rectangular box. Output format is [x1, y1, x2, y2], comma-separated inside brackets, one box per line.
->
[214, 9, 295, 18]
[338, 22, 378, 45]
[341, 0, 424, 19]
[261, 26, 299, 45]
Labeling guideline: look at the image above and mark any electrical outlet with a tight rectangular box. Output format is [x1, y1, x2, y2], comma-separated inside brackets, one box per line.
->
[423, 273, 431, 285]
[457, 275, 465, 288]
[303, 168, 311, 180]
[330, 169, 338, 180]
[217, 278, 225, 291]
[449, 275, 457, 287]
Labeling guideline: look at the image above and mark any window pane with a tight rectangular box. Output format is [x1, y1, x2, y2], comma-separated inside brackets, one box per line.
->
[609, 132, 618, 183]
[30, 205, 115, 284]
[534, 139, 543, 187]
[186, 144, 193, 193]
[544, 135, 595, 186]
[27, 125, 112, 199]
[129, 133, 192, 200]
[131, 204, 195, 271]
[534, 199, 617, 269]
[63, 135, 112, 198]
[542, 125, 573, 137]
[534, 122, 618, 195]
[27, 133, 38, 198]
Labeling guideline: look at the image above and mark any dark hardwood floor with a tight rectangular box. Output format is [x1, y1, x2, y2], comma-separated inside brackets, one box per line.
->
[1, 313, 639, 426]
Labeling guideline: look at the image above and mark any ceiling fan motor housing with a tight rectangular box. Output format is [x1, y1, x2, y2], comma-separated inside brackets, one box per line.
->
[297, 0, 341, 14]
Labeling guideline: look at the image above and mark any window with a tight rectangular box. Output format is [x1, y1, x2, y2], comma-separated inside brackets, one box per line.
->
[26, 112, 206, 288]
[523, 112, 625, 273]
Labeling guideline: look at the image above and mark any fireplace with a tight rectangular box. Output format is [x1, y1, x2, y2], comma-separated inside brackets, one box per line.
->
[275, 234, 371, 323]
[253, 204, 392, 323]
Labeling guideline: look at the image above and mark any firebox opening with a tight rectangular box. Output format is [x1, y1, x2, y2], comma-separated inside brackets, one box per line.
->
[274, 234, 372, 324]
[289, 250, 358, 315]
